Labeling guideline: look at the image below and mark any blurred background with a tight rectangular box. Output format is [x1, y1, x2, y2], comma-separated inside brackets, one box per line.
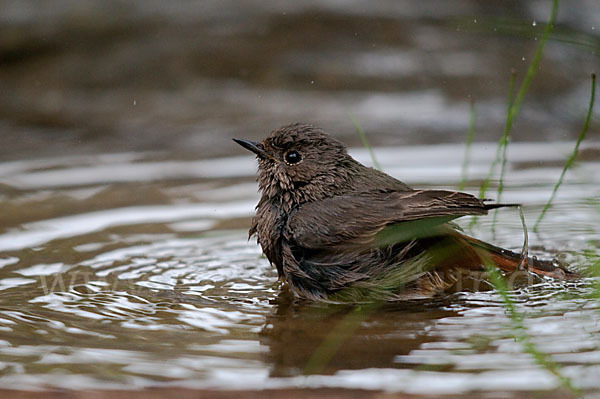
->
[1, 1, 600, 396]
[1, 0, 598, 161]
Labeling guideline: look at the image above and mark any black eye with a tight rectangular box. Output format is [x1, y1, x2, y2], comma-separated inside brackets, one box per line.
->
[284, 150, 302, 165]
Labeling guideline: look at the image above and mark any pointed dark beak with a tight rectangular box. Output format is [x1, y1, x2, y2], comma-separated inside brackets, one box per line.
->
[233, 138, 272, 160]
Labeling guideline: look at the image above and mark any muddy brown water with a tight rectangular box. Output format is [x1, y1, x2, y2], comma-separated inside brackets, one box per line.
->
[0, 142, 599, 397]
[1, 1, 600, 397]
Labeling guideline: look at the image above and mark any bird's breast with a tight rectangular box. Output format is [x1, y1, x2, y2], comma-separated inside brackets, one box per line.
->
[254, 199, 288, 276]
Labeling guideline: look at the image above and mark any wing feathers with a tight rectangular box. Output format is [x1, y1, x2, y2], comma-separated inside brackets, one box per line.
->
[288, 190, 510, 249]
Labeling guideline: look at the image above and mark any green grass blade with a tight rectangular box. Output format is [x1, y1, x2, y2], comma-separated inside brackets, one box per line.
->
[459, 100, 477, 190]
[480, 0, 559, 201]
[349, 113, 382, 171]
[475, 0, 559, 231]
[478, 202, 577, 393]
[490, 70, 519, 233]
[477, 70, 517, 203]
[491, 0, 559, 234]
[470, 71, 517, 230]
[533, 73, 596, 233]
[304, 303, 379, 374]
[518, 206, 530, 270]
[507, 0, 559, 127]
[482, 258, 578, 394]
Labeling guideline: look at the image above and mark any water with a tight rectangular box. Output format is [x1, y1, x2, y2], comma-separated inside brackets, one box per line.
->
[1, 0, 600, 396]
[2, 1, 599, 161]
[1, 142, 599, 396]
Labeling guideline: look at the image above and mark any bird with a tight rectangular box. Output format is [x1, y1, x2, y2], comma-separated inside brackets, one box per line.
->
[233, 123, 577, 302]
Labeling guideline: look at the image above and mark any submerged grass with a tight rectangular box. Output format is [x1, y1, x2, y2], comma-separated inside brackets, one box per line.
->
[478, 206, 577, 394]
[312, 1, 585, 389]
[585, 204, 600, 302]
[304, 303, 379, 374]
[473, 2, 580, 391]
[587, 249, 600, 301]
[484, 262, 579, 394]
[533, 73, 596, 233]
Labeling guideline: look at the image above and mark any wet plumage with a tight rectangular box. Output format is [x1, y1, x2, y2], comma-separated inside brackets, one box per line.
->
[234, 123, 576, 301]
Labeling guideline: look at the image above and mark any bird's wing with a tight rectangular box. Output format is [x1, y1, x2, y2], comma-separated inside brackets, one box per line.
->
[287, 190, 497, 249]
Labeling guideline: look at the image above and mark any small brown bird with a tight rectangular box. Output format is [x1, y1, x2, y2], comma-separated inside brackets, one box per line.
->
[234, 123, 576, 301]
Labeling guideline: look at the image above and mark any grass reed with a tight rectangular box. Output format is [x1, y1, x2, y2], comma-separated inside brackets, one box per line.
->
[494, 0, 559, 199]
[349, 113, 382, 171]
[484, 262, 579, 394]
[491, 70, 519, 234]
[477, 70, 518, 203]
[465, 1, 579, 390]
[316, 2, 581, 389]
[458, 100, 477, 190]
[304, 303, 379, 374]
[480, 204, 577, 394]
[533, 73, 596, 232]
[474, 0, 559, 230]
[469, 70, 517, 230]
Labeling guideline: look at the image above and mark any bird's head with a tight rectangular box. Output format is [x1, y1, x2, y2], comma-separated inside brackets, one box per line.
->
[234, 123, 357, 207]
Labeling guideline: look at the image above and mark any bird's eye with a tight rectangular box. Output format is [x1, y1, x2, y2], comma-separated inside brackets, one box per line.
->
[284, 150, 302, 165]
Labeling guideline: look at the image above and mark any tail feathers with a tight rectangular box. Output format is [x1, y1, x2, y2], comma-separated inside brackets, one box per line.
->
[465, 236, 578, 280]
[483, 202, 521, 211]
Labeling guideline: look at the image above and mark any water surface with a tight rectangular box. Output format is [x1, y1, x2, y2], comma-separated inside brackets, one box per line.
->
[1, 142, 599, 396]
[1, 1, 600, 396]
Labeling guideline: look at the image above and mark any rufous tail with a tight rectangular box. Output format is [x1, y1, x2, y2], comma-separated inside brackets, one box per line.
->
[465, 235, 578, 280]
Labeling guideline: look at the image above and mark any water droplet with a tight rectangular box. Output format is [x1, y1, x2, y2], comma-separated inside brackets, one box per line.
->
[532, 21, 537, 26]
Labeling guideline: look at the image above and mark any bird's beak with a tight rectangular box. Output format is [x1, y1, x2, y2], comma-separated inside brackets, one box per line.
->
[233, 138, 272, 160]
